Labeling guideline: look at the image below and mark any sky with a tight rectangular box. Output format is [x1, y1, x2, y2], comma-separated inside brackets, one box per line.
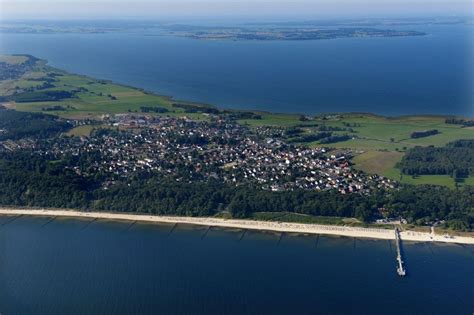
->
[1, 0, 473, 20]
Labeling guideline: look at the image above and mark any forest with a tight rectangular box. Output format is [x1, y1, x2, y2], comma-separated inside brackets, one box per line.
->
[0, 107, 72, 140]
[398, 140, 474, 177]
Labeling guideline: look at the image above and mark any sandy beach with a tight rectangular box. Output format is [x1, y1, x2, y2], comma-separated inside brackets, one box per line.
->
[1, 208, 473, 244]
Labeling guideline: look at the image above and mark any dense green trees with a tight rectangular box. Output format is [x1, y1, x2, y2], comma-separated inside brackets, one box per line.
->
[0, 108, 72, 140]
[0, 152, 92, 208]
[287, 132, 332, 143]
[8, 90, 75, 103]
[224, 111, 262, 120]
[410, 129, 439, 139]
[388, 185, 473, 229]
[398, 140, 474, 176]
[319, 134, 351, 144]
[172, 103, 220, 114]
[445, 118, 474, 127]
[140, 106, 169, 113]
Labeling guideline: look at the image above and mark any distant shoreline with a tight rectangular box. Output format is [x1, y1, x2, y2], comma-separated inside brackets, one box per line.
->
[1, 208, 473, 245]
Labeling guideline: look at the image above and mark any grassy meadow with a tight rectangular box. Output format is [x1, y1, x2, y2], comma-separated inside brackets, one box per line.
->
[0, 55, 192, 118]
[0, 55, 29, 65]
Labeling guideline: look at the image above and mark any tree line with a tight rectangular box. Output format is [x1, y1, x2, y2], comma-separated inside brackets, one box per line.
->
[0, 108, 72, 140]
[410, 129, 439, 139]
[398, 140, 474, 177]
[445, 118, 474, 127]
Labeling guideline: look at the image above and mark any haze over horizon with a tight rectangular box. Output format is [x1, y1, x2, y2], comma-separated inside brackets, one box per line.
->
[1, 0, 473, 21]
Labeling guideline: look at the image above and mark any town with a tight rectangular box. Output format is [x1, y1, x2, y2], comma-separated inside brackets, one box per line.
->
[3, 113, 397, 194]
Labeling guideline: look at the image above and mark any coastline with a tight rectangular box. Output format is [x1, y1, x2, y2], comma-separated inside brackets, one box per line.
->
[1, 208, 473, 245]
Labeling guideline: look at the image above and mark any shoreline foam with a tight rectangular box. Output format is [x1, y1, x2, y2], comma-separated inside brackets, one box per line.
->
[1, 208, 473, 244]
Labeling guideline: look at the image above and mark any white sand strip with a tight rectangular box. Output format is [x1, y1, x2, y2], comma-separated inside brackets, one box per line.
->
[0, 208, 473, 244]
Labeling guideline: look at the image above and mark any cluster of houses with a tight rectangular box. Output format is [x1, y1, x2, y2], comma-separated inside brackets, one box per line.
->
[20, 115, 397, 193]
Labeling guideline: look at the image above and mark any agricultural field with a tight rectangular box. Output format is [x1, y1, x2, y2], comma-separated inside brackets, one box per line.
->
[0, 55, 202, 118]
[354, 149, 474, 188]
[392, 173, 455, 188]
[241, 113, 474, 150]
[3, 74, 176, 118]
[65, 125, 97, 137]
[0, 55, 29, 65]
[352, 151, 404, 176]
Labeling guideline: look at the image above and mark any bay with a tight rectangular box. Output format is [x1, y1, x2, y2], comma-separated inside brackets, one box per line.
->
[0, 24, 472, 116]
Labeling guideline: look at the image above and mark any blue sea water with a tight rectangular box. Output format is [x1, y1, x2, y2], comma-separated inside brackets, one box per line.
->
[0, 216, 473, 315]
[0, 24, 472, 116]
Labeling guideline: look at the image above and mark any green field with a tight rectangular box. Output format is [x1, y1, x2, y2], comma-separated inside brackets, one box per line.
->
[381, 165, 474, 188]
[65, 125, 97, 137]
[318, 116, 473, 149]
[352, 148, 474, 188]
[242, 113, 474, 149]
[0, 55, 28, 65]
[352, 151, 404, 175]
[8, 73, 176, 117]
[0, 55, 197, 118]
[396, 174, 456, 188]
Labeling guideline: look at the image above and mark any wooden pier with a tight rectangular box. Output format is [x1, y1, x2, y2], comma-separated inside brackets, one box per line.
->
[395, 228, 406, 277]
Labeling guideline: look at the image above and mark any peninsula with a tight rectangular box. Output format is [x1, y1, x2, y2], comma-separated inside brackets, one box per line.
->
[0, 54, 473, 235]
[165, 26, 426, 41]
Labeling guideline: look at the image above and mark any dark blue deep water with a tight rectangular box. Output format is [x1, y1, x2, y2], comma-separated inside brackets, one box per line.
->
[0, 216, 473, 314]
[0, 24, 473, 116]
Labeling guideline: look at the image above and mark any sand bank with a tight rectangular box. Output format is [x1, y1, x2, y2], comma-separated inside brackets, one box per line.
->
[0, 208, 473, 244]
